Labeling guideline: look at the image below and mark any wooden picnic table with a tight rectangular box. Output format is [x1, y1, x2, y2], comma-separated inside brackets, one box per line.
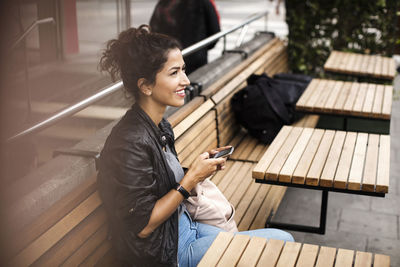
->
[324, 51, 396, 80]
[296, 79, 393, 133]
[198, 232, 391, 267]
[252, 126, 390, 234]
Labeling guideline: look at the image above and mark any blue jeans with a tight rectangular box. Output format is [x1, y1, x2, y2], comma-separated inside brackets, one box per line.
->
[178, 211, 294, 267]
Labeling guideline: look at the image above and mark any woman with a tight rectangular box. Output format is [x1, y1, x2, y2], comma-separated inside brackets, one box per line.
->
[97, 25, 293, 267]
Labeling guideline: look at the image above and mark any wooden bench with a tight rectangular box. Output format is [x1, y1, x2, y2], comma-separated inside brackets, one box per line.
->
[324, 51, 396, 80]
[296, 78, 393, 133]
[198, 232, 391, 267]
[5, 36, 296, 266]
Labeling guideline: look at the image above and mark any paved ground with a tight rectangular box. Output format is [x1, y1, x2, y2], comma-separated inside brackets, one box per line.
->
[273, 74, 400, 265]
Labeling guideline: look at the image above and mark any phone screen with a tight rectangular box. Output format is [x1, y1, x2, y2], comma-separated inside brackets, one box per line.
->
[212, 147, 234, 158]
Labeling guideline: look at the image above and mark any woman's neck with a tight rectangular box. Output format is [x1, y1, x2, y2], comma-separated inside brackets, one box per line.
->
[138, 100, 166, 126]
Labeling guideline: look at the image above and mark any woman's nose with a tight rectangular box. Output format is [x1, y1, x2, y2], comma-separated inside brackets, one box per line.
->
[181, 72, 190, 86]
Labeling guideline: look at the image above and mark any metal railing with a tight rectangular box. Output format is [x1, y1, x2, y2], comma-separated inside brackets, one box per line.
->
[11, 17, 55, 50]
[6, 11, 268, 143]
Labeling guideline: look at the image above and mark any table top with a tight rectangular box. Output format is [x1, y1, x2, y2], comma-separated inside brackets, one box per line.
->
[296, 79, 393, 120]
[324, 51, 396, 80]
[252, 126, 390, 194]
[198, 232, 390, 267]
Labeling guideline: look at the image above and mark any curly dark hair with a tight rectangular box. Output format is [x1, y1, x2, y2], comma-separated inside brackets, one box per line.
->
[99, 24, 181, 99]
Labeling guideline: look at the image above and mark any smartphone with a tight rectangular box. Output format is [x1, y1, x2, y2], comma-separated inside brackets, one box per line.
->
[211, 147, 234, 158]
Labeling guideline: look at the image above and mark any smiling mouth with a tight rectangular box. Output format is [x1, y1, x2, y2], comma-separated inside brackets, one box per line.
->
[175, 89, 186, 97]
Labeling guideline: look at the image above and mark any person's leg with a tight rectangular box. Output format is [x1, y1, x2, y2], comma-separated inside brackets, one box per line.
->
[238, 228, 295, 242]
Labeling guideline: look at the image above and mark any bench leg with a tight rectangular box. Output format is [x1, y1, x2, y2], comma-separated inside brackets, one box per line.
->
[266, 190, 328, 235]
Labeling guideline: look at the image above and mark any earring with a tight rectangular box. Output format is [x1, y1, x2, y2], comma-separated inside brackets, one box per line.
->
[147, 91, 152, 96]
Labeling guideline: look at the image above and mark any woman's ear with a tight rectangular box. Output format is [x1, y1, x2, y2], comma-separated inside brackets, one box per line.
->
[137, 78, 152, 96]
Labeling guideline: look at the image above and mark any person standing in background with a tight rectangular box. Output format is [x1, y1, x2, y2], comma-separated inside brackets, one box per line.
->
[150, 0, 221, 74]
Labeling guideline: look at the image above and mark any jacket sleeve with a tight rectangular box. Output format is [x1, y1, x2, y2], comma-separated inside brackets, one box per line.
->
[109, 137, 159, 236]
[204, 0, 221, 50]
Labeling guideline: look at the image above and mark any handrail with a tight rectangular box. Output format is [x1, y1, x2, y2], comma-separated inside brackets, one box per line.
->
[11, 18, 55, 50]
[6, 11, 268, 143]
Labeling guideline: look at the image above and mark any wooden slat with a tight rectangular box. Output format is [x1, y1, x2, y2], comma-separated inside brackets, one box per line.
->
[217, 234, 250, 267]
[292, 129, 324, 184]
[10, 192, 102, 267]
[320, 131, 346, 187]
[359, 54, 370, 75]
[344, 53, 357, 73]
[295, 244, 319, 267]
[361, 83, 376, 115]
[354, 251, 372, 267]
[334, 248, 354, 267]
[373, 254, 391, 267]
[366, 55, 377, 76]
[362, 134, 380, 191]
[175, 111, 215, 153]
[372, 85, 384, 117]
[343, 82, 360, 114]
[381, 85, 393, 119]
[198, 232, 234, 267]
[266, 127, 303, 180]
[381, 57, 390, 79]
[315, 246, 336, 267]
[233, 183, 261, 224]
[173, 99, 214, 139]
[323, 51, 337, 70]
[236, 236, 267, 267]
[279, 128, 314, 182]
[348, 133, 368, 190]
[256, 239, 285, 267]
[32, 208, 106, 267]
[296, 79, 321, 108]
[306, 130, 335, 186]
[237, 184, 271, 230]
[334, 132, 357, 189]
[314, 80, 336, 112]
[374, 55, 383, 78]
[352, 83, 368, 116]
[304, 80, 325, 111]
[61, 223, 108, 267]
[250, 185, 286, 230]
[324, 81, 344, 111]
[223, 163, 252, 199]
[275, 242, 301, 267]
[376, 135, 390, 193]
[227, 167, 254, 208]
[337, 52, 351, 71]
[333, 81, 352, 112]
[252, 126, 292, 179]
[168, 97, 204, 127]
[387, 57, 396, 78]
[350, 54, 363, 74]
[80, 240, 111, 267]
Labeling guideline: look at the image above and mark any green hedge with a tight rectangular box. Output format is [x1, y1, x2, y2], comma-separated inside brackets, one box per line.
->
[286, 0, 399, 75]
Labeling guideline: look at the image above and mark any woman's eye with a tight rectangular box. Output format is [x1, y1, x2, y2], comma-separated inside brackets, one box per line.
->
[170, 71, 178, 76]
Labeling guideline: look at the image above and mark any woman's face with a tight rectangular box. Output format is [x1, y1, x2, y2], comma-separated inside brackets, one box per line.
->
[148, 48, 190, 108]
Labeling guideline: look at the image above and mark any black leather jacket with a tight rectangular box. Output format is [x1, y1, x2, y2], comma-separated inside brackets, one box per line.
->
[97, 104, 179, 266]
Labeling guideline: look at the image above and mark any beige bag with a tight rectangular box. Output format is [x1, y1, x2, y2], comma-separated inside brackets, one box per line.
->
[184, 178, 238, 232]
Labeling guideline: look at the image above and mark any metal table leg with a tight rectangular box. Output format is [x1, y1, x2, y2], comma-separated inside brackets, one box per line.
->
[266, 190, 329, 234]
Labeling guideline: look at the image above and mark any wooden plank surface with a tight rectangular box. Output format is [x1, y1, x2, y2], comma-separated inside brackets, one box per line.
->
[279, 128, 314, 182]
[292, 129, 324, 184]
[256, 239, 285, 267]
[320, 131, 346, 187]
[374, 254, 391, 267]
[236, 236, 266, 267]
[217, 234, 250, 267]
[334, 132, 357, 189]
[348, 133, 368, 190]
[266, 127, 303, 180]
[376, 135, 390, 193]
[324, 51, 395, 79]
[362, 134, 380, 191]
[198, 232, 233, 267]
[275, 242, 302, 267]
[252, 126, 292, 179]
[306, 130, 335, 186]
[354, 251, 372, 267]
[315, 246, 337, 267]
[295, 244, 319, 267]
[334, 248, 354, 267]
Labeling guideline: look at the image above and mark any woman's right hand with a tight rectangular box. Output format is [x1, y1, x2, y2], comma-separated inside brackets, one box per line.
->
[181, 152, 226, 191]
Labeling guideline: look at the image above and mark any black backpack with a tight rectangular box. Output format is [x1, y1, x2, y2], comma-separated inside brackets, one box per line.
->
[231, 73, 311, 144]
